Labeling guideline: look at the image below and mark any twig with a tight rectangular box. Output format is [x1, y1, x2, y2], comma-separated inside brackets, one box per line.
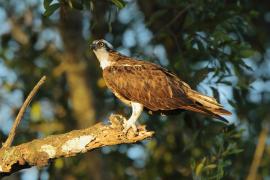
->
[157, 4, 193, 34]
[246, 127, 268, 180]
[0, 114, 154, 177]
[2, 76, 47, 148]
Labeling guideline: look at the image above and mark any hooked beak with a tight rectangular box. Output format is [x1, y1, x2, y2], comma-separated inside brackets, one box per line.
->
[90, 43, 97, 50]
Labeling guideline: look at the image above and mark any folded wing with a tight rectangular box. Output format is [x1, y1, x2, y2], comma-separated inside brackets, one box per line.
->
[103, 59, 231, 123]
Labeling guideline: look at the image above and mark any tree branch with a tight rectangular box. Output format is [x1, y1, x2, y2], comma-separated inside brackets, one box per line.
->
[246, 127, 268, 180]
[2, 76, 46, 148]
[0, 115, 154, 177]
[157, 4, 193, 34]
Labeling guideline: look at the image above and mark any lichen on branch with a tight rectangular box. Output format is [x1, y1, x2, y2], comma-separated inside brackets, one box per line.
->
[0, 115, 154, 177]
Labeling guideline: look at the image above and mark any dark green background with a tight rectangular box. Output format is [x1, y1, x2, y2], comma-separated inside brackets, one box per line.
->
[0, 0, 269, 179]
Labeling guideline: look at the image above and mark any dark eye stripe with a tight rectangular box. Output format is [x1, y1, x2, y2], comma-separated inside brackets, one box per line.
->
[98, 42, 104, 47]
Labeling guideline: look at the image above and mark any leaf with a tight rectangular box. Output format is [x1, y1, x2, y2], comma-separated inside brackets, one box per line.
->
[219, 80, 232, 86]
[195, 157, 206, 176]
[111, 0, 126, 9]
[90, 1, 94, 11]
[193, 68, 214, 84]
[239, 59, 254, 71]
[55, 159, 64, 169]
[204, 164, 217, 170]
[194, 38, 205, 51]
[68, 0, 83, 10]
[31, 102, 41, 122]
[43, 0, 53, 9]
[250, 10, 259, 18]
[211, 87, 220, 102]
[240, 49, 255, 58]
[44, 3, 60, 17]
[228, 99, 237, 108]
[195, 162, 204, 176]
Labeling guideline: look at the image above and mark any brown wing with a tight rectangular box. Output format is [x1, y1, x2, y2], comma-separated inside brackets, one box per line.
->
[103, 59, 193, 111]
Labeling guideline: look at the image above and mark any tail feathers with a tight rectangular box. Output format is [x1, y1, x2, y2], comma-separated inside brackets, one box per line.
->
[182, 105, 230, 124]
[184, 90, 231, 124]
[190, 90, 221, 107]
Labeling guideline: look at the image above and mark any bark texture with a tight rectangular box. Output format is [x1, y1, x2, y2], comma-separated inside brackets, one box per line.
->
[0, 115, 154, 178]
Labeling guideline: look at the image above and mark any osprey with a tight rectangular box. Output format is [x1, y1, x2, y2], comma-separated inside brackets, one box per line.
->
[90, 39, 231, 133]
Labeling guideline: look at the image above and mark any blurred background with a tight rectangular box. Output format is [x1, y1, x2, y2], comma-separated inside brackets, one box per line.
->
[0, 0, 270, 179]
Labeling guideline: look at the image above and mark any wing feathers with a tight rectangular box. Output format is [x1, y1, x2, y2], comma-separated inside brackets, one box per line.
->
[103, 57, 231, 122]
[103, 61, 191, 110]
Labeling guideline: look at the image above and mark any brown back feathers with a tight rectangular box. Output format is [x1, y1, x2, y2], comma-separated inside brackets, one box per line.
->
[103, 53, 231, 123]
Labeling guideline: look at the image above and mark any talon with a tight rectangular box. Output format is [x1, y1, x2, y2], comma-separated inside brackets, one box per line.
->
[131, 124, 137, 132]
[123, 120, 138, 134]
[121, 102, 143, 135]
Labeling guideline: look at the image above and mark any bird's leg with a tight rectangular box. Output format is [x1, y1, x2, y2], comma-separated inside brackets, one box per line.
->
[123, 102, 144, 133]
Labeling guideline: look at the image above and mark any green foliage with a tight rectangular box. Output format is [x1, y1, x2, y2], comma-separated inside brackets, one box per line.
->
[111, 0, 126, 9]
[44, 3, 61, 17]
[1, 0, 270, 179]
[42, 0, 126, 17]
[191, 127, 243, 179]
[43, 0, 60, 17]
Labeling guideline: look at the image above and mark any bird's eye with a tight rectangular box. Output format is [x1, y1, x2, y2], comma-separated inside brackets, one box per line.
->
[98, 42, 105, 47]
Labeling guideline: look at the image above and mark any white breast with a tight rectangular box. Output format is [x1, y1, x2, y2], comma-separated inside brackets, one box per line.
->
[93, 49, 112, 69]
[100, 58, 111, 69]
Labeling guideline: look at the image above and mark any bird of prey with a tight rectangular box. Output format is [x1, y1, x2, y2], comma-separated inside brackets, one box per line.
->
[90, 39, 231, 133]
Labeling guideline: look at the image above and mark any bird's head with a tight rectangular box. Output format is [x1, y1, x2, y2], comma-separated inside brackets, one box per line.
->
[90, 39, 114, 69]
[90, 39, 114, 52]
